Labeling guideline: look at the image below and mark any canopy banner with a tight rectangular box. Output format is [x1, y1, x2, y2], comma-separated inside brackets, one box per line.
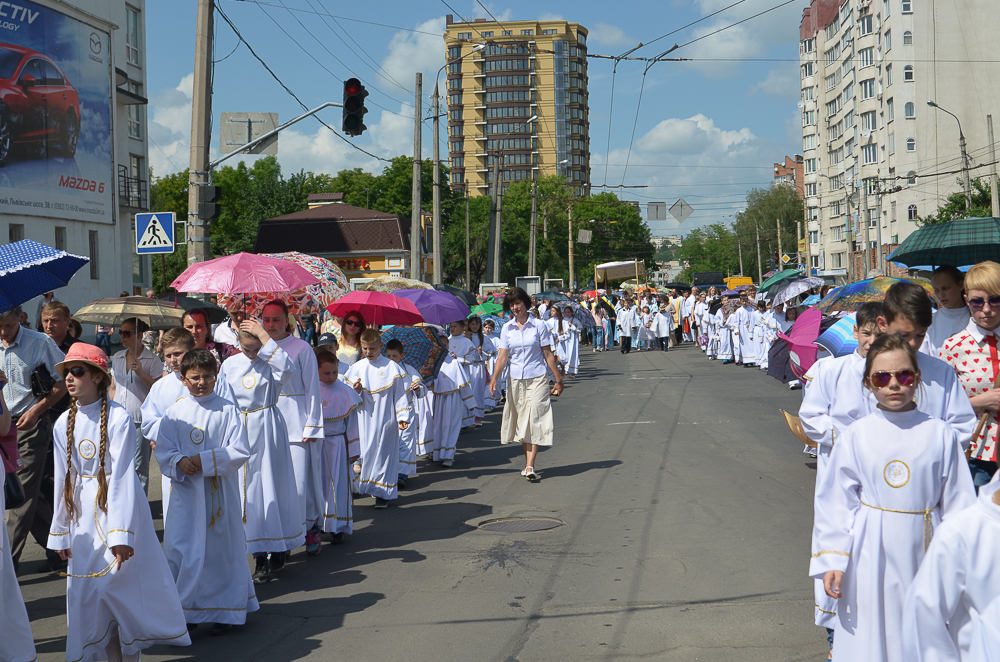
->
[595, 260, 646, 282]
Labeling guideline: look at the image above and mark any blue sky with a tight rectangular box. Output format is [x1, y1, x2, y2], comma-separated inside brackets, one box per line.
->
[146, 0, 806, 234]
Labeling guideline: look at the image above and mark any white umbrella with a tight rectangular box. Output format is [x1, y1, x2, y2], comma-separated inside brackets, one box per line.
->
[772, 277, 825, 307]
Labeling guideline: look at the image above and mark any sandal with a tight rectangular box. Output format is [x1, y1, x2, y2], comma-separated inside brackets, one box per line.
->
[524, 466, 538, 481]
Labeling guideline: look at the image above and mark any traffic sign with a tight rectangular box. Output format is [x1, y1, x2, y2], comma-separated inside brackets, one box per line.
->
[781, 253, 792, 265]
[136, 212, 175, 254]
[669, 199, 693, 224]
[797, 264, 807, 271]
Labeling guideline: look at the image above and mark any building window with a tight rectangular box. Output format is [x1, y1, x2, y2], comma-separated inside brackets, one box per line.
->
[903, 65, 914, 81]
[861, 110, 877, 132]
[802, 62, 813, 78]
[448, 46, 460, 59]
[859, 47, 875, 68]
[888, 132, 895, 154]
[860, 79, 876, 100]
[9, 223, 24, 242]
[862, 144, 879, 164]
[809, 230, 820, 244]
[456, 32, 472, 40]
[903, 31, 912, 45]
[906, 137, 916, 152]
[127, 82, 142, 139]
[126, 6, 140, 66]
[55, 227, 66, 251]
[905, 102, 915, 118]
[542, 29, 557, 35]
[886, 64, 893, 85]
[521, 29, 534, 36]
[89, 231, 99, 279]
[907, 170, 917, 184]
[502, 30, 512, 36]
[803, 134, 817, 150]
[448, 62, 461, 74]
[908, 204, 918, 221]
[450, 109, 463, 120]
[885, 30, 891, 51]
[450, 140, 464, 152]
[804, 157, 819, 173]
[801, 38, 814, 53]
[802, 110, 816, 127]
[832, 252, 844, 269]
[481, 31, 493, 37]
[859, 15, 874, 35]
[449, 94, 462, 105]
[805, 183, 817, 197]
[447, 78, 461, 89]
[887, 98, 895, 121]
[843, 81, 854, 101]
[451, 156, 464, 168]
[902, 0, 912, 13]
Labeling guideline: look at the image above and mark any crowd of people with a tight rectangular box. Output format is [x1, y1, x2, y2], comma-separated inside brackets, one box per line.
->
[1, 286, 576, 662]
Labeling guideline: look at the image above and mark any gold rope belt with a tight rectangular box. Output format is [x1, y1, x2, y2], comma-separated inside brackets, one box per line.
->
[861, 501, 938, 551]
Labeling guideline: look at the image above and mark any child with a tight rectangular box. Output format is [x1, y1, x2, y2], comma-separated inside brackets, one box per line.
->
[140, 327, 196, 521]
[217, 319, 304, 584]
[464, 317, 490, 424]
[736, 295, 756, 367]
[155, 348, 256, 635]
[428, 349, 475, 468]
[448, 320, 478, 427]
[562, 306, 580, 372]
[385, 339, 427, 485]
[1, 369, 37, 662]
[482, 319, 501, 409]
[346, 329, 413, 508]
[901, 473, 1000, 660]
[653, 303, 674, 353]
[48, 344, 189, 661]
[925, 264, 970, 357]
[315, 349, 361, 542]
[810, 334, 976, 662]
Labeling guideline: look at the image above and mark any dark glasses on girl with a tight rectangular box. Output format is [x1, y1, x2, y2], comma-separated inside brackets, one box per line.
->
[66, 366, 89, 377]
[119, 330, 134, 337]
[967, 295, 1000, 311]
[345, 320, 362, 327]
[870, 369, 917, 388]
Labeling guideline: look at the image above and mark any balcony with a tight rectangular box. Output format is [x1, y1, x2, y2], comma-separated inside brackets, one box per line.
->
[118, 165, 148, 210]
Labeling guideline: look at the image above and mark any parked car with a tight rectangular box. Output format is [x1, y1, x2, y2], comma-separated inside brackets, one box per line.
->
[0, 43, 80, 166]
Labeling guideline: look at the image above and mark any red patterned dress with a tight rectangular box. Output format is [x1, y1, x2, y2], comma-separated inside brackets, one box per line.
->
[941, 320, 1000, 462]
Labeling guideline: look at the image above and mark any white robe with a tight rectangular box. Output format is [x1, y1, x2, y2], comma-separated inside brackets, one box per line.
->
[466, 336, 489, 418]
[683, 295, 697, 341]
[139, 371, 189, 521]
[969, 594, 1000, 662]
[564, 321, 580, 372]
[924, 306, 972, 358]
[735, 307, 755, 363]
[901, 478, 1000, 661]
[48, 399, 190, 661]
[482, 334, 500, 410]
[430, 354, 474, 462]
[1, 470, 36, 662]
[218, 340, 305, 554]
[274, 334, 325, 531]
[810, 409, 977, 662]
[717, 310, 734, 361]
[155, 393, 257, 624]
[346, 356, 413, 500]
[546, 318, 569, 365]
[398, 362, 427, 476]
[319, 381, 361, 534]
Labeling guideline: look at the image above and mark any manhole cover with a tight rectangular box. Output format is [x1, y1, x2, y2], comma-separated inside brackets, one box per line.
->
[478, 517, 565, 533]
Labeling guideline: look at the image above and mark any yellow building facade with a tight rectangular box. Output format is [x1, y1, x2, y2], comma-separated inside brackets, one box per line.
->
[443, 16, 591, 196]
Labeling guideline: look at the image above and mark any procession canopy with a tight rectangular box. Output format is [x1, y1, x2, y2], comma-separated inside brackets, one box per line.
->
[595, 260, 646, 282]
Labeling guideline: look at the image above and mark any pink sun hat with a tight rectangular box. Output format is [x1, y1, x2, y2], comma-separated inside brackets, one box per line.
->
[54, 343, 112, 384]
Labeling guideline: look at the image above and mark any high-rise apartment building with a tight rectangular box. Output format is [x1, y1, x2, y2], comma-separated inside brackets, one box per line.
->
[443, 16, 591, 196]
[799, 0, 999, 278]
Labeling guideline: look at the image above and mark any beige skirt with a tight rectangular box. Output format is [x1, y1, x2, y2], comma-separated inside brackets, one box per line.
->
[500, 375, 554, 447]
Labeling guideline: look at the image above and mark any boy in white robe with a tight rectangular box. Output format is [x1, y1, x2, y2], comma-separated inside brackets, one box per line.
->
[448, 320, 478, 425]
[653, 306, 674, 352]
[315, 349, 361, 541]
[429, 353, 475, 466]
[346, 330, 413, 508]
[385, 339, 427, 486]
[156, 348, 257, 634]
[735, 297, 756, 366]
[261, 302, 325, 556]
[217, 320, 304, 583]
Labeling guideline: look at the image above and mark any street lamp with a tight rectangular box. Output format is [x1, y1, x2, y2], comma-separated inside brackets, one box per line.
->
[528, 159, 570, 277]
[927, 100, 974, 211]
[487, 114, 538, 283]
[432, 43, 486, 284]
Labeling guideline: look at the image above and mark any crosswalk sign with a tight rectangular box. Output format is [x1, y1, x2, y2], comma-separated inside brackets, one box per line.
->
[135, 212, 175, 255]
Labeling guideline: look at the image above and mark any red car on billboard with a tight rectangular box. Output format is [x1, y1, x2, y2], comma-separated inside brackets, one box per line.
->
[0, 43, 80, 166]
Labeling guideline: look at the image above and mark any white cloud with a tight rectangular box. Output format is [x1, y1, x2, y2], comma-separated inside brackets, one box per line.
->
[147, 74, 193, 176]
[750, 65, 800, 100]
[469, 2, 513, 22]
[589, 22, 635, 48]
[538, 12, 564, 21]
[380, 17, 447, 91]
[639, 114, 757, 156]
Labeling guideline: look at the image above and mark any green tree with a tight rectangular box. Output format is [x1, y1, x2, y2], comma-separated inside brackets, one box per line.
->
[918, 177, 994, 224]
[734, 185, 804, 281]
[676, 223, 740, 282]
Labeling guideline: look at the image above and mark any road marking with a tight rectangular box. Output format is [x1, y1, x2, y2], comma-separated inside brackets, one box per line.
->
[607, 421, 656, 426]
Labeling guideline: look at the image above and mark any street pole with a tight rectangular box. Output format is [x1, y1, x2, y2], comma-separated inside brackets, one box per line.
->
[862, 183, 871, 276]
[432, 81, 442, 284]
[875, 186, 885, 274]
[776, 217, 782, 267]
[411, 73, 422, 280]
[186, 0, 213, 267]
[543, 208, 549, 282]
[528, 178, 537, 277]
[567, 204, 574, 291]
[493, 194, 503, 283]
[755, 222, 763, 285]
[846, 183, 854, 282]
[960, 132, 973, 212]
[465, 188, 471, 289]
[988, 115, 999, 218]
[486, 152, 501, 283]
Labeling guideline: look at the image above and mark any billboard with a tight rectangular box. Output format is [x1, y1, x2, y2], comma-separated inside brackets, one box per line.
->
[0, 1, 113, 223]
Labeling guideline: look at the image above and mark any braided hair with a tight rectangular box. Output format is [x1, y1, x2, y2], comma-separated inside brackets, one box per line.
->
[62, 373, 111, 522]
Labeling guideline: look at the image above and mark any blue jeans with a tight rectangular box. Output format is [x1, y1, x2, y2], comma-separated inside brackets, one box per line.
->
[302, 327, 316, 346]
[593, 327, 605, 349]
[95, 332, 111, 355]
[970, 459, 998, 492]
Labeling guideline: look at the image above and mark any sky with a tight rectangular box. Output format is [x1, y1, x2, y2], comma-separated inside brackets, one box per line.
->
[145, 0, 808, 235]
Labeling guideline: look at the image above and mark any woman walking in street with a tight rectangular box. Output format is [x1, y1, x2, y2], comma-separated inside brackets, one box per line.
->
[489, 288, 564, 481]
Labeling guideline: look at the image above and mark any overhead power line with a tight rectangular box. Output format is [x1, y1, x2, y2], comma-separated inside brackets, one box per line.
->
[231, 0, 441, 35]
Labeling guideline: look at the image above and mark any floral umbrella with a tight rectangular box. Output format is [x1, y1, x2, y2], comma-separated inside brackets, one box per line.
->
[362, 275, 433, 293]
[815, 277, 936, 314]
[562, 302, 596, 328]
[378, 326, 447, 380]
[216, 252, 349, 316]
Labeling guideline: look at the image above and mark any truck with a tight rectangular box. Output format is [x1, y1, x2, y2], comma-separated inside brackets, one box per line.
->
[516, 276, 541, 296]
[692, 271, 727, 290]
[723, 276, 754, 290]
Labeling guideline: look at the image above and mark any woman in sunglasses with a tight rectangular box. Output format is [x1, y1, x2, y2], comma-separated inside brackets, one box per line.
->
[811, 333, 976, 662]
[336, 311, 366, 366]
[941, 261, 1000, 487]
[181, 308, 235, 368]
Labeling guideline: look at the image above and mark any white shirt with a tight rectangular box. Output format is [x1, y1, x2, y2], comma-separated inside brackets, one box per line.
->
[498, 315, 554, 381]
[111, 346, 163, 424]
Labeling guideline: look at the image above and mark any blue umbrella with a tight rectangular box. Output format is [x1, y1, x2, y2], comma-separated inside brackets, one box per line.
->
[814, 313, 858, 357]
[394, 288, 471, 326]
[0, 239, 89, 313]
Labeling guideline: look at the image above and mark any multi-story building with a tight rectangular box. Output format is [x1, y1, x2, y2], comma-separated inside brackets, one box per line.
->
[443, 16, 591, 196]
[799, 0, 999, 279]
[1, 0, 151, 315]
[774, 155, 804, 198]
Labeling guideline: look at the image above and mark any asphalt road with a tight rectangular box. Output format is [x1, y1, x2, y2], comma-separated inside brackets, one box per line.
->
[15, 343, 828, 661]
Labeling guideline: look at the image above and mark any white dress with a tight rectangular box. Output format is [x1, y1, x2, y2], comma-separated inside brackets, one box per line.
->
[140, 371, 190, 521]
[319, 380, 361, 534]
[274, 334, 325, 532]
[715, 310, 732, 360]
[924, 306, 971, 358]
[810, 408, 977, 662]
[398, 362, 427, 476]
[430, 354, 475, 462]
[48, 399, 190, 661]
[217, 339, 305, 554]
[1, 469, 36, 662]
[345, 355, 413, 500]
[736, 307, 755, 363]
[901, 478, 1000, 661]
[482, 334, 500, 410]
[155, 393, 258, 624]
[564, 321, 580, 372]
[546, 319, 569, 365]
[969, 594, 1000, 662]
[465, 336, 488, 419]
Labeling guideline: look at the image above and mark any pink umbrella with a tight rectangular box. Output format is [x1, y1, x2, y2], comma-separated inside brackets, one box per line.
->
[326, 291, 424, 326]
[778, 307, 823, 379]
[170, 252, 319, 295]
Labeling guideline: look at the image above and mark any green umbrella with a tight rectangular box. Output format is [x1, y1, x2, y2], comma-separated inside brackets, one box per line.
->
[759, 269, 805, 295]
[471, 302, 503, 316]
[887, 217, 1000, 268]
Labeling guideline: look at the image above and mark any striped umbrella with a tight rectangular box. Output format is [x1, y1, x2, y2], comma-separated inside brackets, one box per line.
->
[814, 313, 858, 357]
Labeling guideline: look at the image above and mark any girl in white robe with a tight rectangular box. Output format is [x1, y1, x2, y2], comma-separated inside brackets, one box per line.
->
[316, 352, 361, 538]
[430, 353, 475, 465]
[546, 309, 569, 368]
[48, 346, 190, 662]
[396, 358, 427, 480]
[810, 335, 976, 662]
[654, 307, 674, 352]
[736, 303, 756, 366]
[465, 317, 490, 423]
[481, 327, 500, 410]
[155, 350, 257, 628]
[562, 312, 580, 373]
[217, 329, 305, 566]
[448, 321, 478, 426]
[637, 307, 655, 351]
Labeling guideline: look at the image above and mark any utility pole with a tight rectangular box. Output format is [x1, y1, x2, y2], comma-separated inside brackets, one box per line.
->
[528, 178, 537, 276]
[432, 79, 442, 284]
[755, 221, 763, 285]
[464, 188, 471, 289]
[960, 131, 973, 212]
[410, 73, 422, 280]
[486, 152, 501, 283]
[186, 0, 213, 267]
[846, 182, 854, 283]
[493, 195, 503, 283]
[875, 185, 885, 274]
[738, 240, 744, 276]
[989, 115, 999, 218]
[862, 182, 872, 276]
[543, 208, 549, 281]
[567, 204, 574, 291]
[776, 217, 782, 267]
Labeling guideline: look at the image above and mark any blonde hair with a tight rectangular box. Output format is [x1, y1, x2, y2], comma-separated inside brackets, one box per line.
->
[964, 261, 1000, 297]
[63, 382, 111, 522]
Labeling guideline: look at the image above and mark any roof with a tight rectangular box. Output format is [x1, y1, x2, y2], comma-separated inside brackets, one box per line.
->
[254, 203, 414, 254]
[307, 192, 345, 202]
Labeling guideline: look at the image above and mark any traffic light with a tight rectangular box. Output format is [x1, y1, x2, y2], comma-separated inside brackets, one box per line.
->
[197, 185, 221, 222]
[342, 78, 369, 137]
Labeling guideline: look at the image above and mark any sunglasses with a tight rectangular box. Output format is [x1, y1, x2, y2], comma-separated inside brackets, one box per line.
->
[66, 366, 89, 378]
[967, 295, 1000, 311]
[119, 330, 134, 338]
[869, 369, 917, 389]
[345, 320, 362, 327]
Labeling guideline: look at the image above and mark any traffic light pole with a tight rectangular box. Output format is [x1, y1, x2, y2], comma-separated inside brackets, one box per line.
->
[187, 0, 214, 267]
[411, 73, 422, 281]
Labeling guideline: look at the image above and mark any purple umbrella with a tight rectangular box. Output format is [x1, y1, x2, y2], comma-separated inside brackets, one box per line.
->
[394, 288, 471, 326]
